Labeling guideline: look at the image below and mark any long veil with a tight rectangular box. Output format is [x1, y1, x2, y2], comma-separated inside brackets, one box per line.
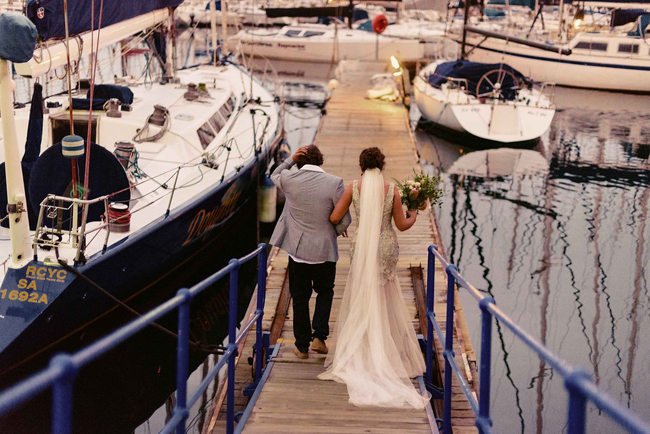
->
[319, 169, 429, 409]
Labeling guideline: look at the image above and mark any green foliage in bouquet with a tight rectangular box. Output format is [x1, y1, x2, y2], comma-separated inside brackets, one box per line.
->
[394, 170, 443, 211]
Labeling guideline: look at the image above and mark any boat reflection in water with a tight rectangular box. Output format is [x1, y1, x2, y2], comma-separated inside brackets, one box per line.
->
[417, 87, 650, 433]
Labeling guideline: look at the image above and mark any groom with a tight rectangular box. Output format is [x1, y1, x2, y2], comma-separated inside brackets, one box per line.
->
[270, 145, 351, 359]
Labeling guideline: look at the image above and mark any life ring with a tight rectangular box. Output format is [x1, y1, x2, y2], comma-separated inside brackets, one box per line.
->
[372, 14, 388, 34]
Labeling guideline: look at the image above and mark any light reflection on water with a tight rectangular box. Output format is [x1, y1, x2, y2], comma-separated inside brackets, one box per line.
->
[418, 87, 650, 433]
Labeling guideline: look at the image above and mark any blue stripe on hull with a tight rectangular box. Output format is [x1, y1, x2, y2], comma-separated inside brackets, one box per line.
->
[464, 42, 650, 71]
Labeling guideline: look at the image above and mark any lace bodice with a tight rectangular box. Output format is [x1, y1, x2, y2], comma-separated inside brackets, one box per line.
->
[350, 180, 399, 283]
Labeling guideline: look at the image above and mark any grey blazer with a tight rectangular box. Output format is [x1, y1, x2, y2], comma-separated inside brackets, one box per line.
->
[269, 157, 351, 263]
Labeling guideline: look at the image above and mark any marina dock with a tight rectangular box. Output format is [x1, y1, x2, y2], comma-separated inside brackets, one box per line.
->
[206, 62, 478, 433]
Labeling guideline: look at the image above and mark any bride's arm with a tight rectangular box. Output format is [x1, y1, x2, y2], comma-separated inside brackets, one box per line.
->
[330, 182, 353, 224]
[392, 187, 417, 231]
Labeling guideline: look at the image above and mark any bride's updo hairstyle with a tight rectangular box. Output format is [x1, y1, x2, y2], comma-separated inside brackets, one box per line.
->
[359, 147, 385, 172]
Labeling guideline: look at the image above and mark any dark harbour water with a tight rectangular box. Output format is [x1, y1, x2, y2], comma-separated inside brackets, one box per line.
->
[416, 88, 650, 433]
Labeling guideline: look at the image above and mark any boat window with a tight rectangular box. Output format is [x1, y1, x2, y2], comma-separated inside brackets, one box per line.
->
[226, 95, 236, 113]
[208, 111, 227, 135]
[219, 103, 232, 120]
[618, 43, 639, 54]
[303, 31, 325, 37]
[197, 123, 216, 150]
[285, 30, 302, 37]
[574, 41, 608, 51]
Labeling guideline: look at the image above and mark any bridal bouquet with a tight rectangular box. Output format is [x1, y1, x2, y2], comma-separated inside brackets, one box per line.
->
[395, 171, 443, 211]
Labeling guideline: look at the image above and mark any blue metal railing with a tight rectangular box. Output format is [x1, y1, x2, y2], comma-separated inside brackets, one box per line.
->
[425, 245, 650, 434]
[0, 243, 269, 434]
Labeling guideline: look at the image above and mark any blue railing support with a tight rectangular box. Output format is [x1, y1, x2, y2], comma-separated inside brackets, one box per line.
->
[477, 296, 494, 434]
[50, 354, 77, 434]
[174, 288, 193, 434]
[442, 264, 457, 434]
[565, 369, 591, 434]
[424, 244, 650, 434]
[227, 258, 241, 434]
[255, 244, 267, 381]
[425, 245, 437, 385]
[0, 244, 270, 434]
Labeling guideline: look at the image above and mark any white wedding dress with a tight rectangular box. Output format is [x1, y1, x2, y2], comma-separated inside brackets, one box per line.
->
[318, 168, 429, 409]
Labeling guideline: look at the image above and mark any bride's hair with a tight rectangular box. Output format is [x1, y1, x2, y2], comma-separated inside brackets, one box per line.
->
[359, 147, 385, 172]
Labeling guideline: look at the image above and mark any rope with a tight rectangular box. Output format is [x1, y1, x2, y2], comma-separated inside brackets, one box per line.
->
[57, 259, 225, 355]
[83, 0, 105, 200]
[133, 107, 171, 143]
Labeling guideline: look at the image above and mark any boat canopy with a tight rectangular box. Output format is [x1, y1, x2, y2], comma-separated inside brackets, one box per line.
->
[628, 13, 650, 36]
[427, 61, 525, 101]
[26, 0, 183, 40]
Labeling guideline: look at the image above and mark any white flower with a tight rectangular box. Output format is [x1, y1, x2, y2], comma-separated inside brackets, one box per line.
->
[414, 182, 421, 188]
[398, 190, 404, 197]
[407, 180, 415, 186]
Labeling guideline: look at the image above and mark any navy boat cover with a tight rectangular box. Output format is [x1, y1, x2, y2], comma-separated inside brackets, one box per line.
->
[428, 61, 525, 100]
[27, 0, 183, 41]
[0, 13, 37, 63]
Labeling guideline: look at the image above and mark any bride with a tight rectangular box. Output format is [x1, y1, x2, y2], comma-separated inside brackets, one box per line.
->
[318, 147, 430, 409]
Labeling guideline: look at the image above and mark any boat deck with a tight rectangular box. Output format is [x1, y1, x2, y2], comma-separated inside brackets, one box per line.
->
[207, 62, 478, 434]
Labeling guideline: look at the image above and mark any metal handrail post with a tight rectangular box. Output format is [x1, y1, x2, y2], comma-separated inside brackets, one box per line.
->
[226, 258, 241, 434]
[175, 288, 193, 434]
[426, 246, 437, 384]
[477, 297, 495, 433]
[50, 354, 77, 434]
[566, 370, 590, 434]
[255, 244, 267, 381]
[443, 265, 458, 434]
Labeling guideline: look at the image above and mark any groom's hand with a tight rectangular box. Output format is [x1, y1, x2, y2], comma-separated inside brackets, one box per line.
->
[342, 230, 348, 238]
[292, 146, 309, 163]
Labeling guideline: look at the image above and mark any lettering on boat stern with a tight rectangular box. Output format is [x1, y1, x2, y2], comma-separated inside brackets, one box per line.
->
[0, 265, 70, 305]
[183, 183, 243, 246]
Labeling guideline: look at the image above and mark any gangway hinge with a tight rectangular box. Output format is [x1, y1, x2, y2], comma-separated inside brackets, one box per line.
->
[425, 380, 444, 400]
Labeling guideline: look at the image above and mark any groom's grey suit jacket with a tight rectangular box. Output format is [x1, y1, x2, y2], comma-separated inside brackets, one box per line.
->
[269, 158, 351, 263]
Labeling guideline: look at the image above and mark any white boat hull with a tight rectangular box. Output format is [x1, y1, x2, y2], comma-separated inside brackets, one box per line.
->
[461, 36, 650, 93]
[232, 28, 424, 63]
[413, 74, 555, 145]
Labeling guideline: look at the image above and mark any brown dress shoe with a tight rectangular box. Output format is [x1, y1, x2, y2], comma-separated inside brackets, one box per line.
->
[294, 348, 309, 359]
[310, 338, 328, 354]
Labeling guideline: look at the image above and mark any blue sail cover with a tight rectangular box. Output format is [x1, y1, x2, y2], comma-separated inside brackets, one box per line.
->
[26, 0, 184, 41]
[428, 61, 525, 101]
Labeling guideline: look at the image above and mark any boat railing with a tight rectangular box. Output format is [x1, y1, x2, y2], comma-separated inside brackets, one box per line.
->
[442, 77, 470, 104]
[424, 244, 650, 434]
[0, 243, 270, 434]
[33, 194, 112, 264]
[537, 82, 556, 107]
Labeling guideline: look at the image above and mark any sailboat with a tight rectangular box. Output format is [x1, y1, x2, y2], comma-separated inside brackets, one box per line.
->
[0, 0, 281, 389]
[414, 59, 556, 147]
[457, 1, 650, 92]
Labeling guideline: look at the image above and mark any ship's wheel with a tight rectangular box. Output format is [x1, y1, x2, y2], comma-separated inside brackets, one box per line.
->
[476, 68, 520, 100]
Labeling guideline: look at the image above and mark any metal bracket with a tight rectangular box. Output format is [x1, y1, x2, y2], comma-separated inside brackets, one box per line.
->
[7, 202, 24, 214]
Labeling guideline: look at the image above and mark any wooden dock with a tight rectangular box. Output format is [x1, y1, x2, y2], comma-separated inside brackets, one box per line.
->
[206, 62, 478, 434]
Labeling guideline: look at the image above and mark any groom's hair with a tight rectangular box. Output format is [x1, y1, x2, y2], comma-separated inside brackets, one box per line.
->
[296, 145, 324, 168]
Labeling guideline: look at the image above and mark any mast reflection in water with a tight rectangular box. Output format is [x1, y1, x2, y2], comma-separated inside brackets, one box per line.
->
[416, 87, 650, 434]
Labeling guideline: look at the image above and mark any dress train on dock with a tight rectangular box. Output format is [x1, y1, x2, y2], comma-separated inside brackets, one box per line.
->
[318, 170, 429, 409]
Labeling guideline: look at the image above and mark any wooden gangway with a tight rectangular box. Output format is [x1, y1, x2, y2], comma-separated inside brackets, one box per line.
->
[206, 62, 478, 434]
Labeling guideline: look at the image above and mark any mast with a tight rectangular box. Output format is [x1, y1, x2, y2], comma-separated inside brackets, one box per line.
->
[210, 0, 218, 62]
[0, 15, 37, 269]
[221, 0, 229, 55]
[460, 0, 471, 60]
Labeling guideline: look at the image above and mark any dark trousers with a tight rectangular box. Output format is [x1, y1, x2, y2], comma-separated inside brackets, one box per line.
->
[288, 257, 336, 352]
